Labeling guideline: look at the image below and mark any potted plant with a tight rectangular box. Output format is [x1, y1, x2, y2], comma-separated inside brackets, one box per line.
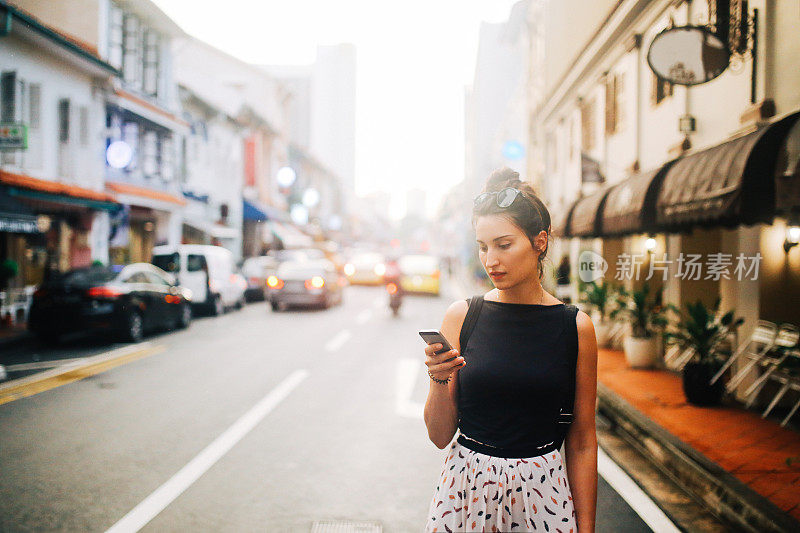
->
[664, 298, 744, 406]
[580, 280, 617, 347]
[611, 281, 668, 368]
[0, 259, 18, 290]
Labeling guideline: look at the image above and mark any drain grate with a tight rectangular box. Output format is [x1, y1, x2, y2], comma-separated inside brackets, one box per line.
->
[310, 520, 382, 533]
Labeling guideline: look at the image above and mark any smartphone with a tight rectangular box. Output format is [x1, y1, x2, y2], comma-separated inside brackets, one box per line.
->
[419, 330, 456, 360]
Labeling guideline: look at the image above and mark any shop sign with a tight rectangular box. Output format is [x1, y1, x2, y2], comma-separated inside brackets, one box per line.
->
[0, 123, 28, 150]
[647, 26, 730, 86]
[0, 213, 39, 234]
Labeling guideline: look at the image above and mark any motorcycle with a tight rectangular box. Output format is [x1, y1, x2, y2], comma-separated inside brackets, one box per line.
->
[386, 281, 403, 316]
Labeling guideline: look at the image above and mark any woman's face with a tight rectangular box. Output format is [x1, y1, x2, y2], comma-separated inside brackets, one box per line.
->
[475, 214, 545, 288]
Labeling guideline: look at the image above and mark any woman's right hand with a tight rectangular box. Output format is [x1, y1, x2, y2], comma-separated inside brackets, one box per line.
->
[424, 344, 466, 383]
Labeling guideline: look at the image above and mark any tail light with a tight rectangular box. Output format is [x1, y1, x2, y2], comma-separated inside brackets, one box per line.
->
[432, 269, 440, 279]
[267, 276, 284, 289]
[164, 295, 180, 304]
[386, 282, 398, 295]
[87, 286, 123, 299]
[305, 276, 325, 290]
[249, 277, 260, 284]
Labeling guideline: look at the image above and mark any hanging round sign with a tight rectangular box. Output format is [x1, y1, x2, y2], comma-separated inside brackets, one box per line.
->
[647, 26, 730, 86]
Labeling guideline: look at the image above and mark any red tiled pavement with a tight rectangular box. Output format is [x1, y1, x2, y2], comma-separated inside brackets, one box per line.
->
[598, 348, 800, 520]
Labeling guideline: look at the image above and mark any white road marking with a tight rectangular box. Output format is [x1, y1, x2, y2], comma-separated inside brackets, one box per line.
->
[396, 358, 424, 419]
[355, 310, 373, 325]
[597, 446, 681, 533]
[325, 330, 352, 352]
[104, 369, 309, 533]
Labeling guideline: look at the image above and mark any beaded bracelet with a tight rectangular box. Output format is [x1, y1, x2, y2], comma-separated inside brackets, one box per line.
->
[427, 369, 451, 385]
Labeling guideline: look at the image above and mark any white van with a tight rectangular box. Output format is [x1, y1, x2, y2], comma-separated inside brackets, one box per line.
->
[152, 244, 245, 315]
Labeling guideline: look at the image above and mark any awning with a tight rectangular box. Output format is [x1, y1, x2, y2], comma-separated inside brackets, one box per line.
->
[551, 203, 574, 238]
[242, 198, 289, 223]
[269, 221, 313, 249]
[566, 187, 611, 238]
[775, 117, 800, 217]
[601, 162, 674, 237]
[1, 169, 118, 212]
[243, 199, 267, 221]
[656, 111, 800, 230]
[183, 218, 239, 240]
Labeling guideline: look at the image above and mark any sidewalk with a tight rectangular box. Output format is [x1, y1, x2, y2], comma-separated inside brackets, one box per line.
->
[597, 347, 800, 532]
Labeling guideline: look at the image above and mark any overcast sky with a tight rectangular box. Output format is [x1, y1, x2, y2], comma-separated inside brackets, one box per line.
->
[153, 0, 519, 218]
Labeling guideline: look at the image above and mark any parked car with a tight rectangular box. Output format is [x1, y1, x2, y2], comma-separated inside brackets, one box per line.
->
[267, 259, 344, 311]
[152, 244, 245, 315]
[399, 254, 441, 295]
[28, 263, 192, 344]
[241, 256, 278, 302]
[343, 251, 386, 285]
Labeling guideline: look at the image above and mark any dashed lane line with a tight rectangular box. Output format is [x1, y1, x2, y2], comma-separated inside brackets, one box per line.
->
[355, 310, 373, 325]
[105, 369, 309, 533]
[324, 330, 352, 352]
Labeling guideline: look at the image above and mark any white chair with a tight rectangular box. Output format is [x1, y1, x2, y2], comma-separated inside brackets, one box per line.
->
[664, 344, 697, 370]
[710, 320, 778, 388]
[741, 324, 800, 408]
[760, 349, 800, 427]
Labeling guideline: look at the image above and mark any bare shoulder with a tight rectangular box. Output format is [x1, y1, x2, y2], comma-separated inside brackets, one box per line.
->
[441, 299, 470, 352]
[575, 309, 598, 361]
[575, 309, 596, 335]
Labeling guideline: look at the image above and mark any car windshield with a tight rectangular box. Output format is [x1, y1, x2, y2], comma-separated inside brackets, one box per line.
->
[277, 260, 329, 278]
[44, 267, 118, 288]
[399, 255, 439, 274]
[152, 253, 179, 273]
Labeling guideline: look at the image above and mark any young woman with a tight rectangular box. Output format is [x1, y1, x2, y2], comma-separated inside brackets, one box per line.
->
[423, 168, 598, 532]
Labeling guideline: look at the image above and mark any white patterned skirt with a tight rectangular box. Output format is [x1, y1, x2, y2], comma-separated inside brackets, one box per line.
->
[424, 440, 576, 532]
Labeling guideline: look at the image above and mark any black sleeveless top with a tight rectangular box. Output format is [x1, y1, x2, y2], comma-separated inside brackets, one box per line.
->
[456, 300, 579, 458]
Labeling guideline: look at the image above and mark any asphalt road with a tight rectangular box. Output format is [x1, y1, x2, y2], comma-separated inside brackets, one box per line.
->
[0, 282, 664, 532]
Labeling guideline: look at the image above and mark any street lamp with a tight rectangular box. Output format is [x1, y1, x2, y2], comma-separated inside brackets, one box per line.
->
[302, 188, 320, 208]
[644, 237, 657, 254]
[784, 225, 800, 253]
[276, 166, 297, 188]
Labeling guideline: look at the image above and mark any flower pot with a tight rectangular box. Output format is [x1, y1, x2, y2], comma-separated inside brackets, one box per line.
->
[595, 320, 612, 348]
[682, 361, 725, 406]
[623, 335, 659, 368]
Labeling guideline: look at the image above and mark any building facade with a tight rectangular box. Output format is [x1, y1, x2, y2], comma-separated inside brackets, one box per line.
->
[0, 1, 118, 309]
[529, 0, 800, 395]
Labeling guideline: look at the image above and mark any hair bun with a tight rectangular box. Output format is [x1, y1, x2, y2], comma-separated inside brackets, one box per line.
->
[485, 167, 520, 192]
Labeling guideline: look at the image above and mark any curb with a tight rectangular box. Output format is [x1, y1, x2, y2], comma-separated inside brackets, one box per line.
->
[597, 382, 800, 533]
[0, 342, 166, 406]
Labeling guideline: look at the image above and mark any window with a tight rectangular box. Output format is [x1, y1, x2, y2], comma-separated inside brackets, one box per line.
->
[122, 121, 139, 170]
[108, 2, 124, 69]
[122, 13, 141, 86]
[58, 99, 71, 143]
[652, 73, 673, 105]
[605, 74, 618, 135]
[152, 253, 180, 273]
[160, 136, 174, 182]
[580, 97, 595, 152]
[1, 71, 16, 122]
[142, 130, 158, 177]
[143, 30, 160, 96]
[187, 255, 207, 272]
[79, 106, 89, 146]
[29, 84, 41, 129]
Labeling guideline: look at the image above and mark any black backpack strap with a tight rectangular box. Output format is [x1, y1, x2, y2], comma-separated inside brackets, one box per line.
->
[557, 304, 580, 444]
[459, 295, 484, 352]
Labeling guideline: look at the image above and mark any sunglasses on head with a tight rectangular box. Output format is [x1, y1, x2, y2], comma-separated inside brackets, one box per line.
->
[473, 187, 528, 210]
